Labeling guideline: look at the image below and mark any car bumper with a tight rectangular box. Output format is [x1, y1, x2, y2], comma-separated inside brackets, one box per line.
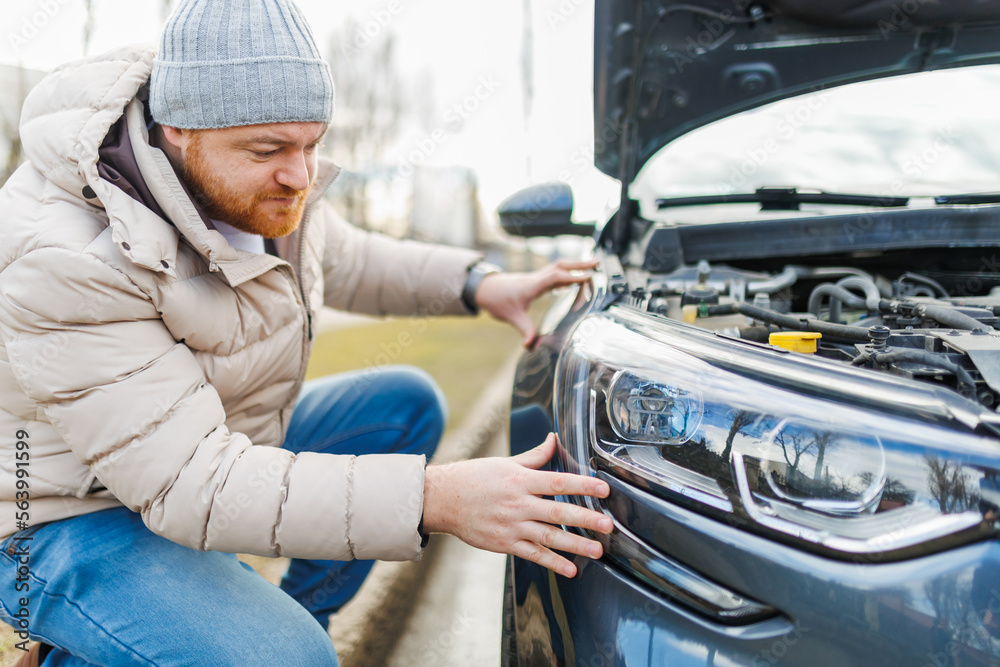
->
[510, 476, 1000, 667]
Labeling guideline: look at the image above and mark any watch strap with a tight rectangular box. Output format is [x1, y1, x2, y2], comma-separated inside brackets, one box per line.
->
[461, 261, 502, 313]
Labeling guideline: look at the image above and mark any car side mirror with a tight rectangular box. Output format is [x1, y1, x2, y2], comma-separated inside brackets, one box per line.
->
[497, 182, 595, 238]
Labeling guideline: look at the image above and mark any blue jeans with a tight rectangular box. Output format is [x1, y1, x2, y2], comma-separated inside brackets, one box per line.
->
[0, 366, 445, 666]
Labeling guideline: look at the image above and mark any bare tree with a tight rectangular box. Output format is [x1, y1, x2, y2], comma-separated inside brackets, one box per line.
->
[721, 410, 754, 463]
[521, 0, 534, 180]
[925, 456, 977, 514]
[1, 66, 33, 187]
[326, 17, 406, 229]
[776, 429, 815, 477]
[811, 430, 833, 480]
[83, 0, 98, 56]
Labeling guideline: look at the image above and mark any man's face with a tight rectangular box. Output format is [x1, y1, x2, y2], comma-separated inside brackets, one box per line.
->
[174, 122, 326, 238]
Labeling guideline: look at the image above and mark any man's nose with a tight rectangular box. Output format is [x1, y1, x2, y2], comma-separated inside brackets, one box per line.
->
[275, 153, 311, 191]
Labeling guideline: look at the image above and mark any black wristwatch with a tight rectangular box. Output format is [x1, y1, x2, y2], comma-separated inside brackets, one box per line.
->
[417, 515, 430, 548]
[419, 458, 431, 547]
[461, 261, 502, 314]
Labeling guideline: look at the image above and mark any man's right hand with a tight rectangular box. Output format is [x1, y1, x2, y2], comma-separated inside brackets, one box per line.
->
[421, 433, 613, 578]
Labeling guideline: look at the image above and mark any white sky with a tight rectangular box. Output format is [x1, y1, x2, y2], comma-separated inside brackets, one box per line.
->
[0, 0, 620, 221]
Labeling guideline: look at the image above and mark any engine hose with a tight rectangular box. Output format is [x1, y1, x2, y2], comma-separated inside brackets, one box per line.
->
[919, 304, 991, 331]
[877, 300, 990, 331]
[705, 303, 871, 341]
[836, 275, 883, 304]
[736, 325, 776, 343]
[808, 276, 882, 323]
[807, 284, 867, 323]
[897, 272, 948, 298]
[851, 349, 976, 392]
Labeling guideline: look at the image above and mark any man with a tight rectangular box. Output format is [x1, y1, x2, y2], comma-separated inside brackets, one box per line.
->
[0, 0, 612, 664]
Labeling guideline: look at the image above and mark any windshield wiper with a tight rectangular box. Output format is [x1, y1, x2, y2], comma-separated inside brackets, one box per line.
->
[934, 193, 1000, 206]
[656, 187, 909, 211]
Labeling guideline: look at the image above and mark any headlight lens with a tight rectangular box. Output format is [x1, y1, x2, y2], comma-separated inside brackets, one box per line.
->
[558, 311, 998, 559]
[759, 418, 886, 516]
[607, 370, 704, 445]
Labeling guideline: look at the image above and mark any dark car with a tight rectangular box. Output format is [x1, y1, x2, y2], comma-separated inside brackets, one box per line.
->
[498, 2, 1000, 665]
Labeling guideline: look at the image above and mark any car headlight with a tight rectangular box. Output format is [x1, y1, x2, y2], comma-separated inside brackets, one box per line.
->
[557, 309, 998, 560]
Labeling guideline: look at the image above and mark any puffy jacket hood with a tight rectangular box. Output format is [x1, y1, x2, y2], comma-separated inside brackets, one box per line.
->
[18, 46, 189, 279]
[20, 45, 156, 208]
[17, 45, 341, 287]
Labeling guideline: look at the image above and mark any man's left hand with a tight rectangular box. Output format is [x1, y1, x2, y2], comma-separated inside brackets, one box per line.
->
[475, 259, 599, 347]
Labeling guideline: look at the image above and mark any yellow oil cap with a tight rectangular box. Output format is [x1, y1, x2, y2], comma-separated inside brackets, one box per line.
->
[769, 331, 822, 354]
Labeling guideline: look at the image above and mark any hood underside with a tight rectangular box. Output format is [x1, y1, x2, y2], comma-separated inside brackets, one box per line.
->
[594, 0, 1000, 178]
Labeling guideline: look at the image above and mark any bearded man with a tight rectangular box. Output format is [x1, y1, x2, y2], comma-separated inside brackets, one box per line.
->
[0, 0, 612, 664]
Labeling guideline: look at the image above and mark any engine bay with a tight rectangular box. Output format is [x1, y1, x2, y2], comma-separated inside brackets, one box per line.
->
[619, 213, 1000, 410]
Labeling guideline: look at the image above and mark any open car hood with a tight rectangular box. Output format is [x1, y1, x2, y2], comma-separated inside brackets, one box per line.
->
[594, 0, 1000, 178]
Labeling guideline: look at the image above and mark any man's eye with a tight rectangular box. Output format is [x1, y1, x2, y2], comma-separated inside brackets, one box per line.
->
[251, 150, 278, 159]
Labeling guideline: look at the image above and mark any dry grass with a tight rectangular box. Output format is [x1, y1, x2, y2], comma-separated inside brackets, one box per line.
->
[305, 312, 523, 429]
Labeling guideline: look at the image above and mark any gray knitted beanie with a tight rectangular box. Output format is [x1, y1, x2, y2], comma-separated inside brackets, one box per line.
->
[150, 0, 334, 129]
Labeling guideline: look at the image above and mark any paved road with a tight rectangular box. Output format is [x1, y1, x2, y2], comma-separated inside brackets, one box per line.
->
[385, 431, 508, 667]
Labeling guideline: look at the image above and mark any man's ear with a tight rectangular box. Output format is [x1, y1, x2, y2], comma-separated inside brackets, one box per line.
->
[152, 125, 189, 172]
[160, 125, 187, 150]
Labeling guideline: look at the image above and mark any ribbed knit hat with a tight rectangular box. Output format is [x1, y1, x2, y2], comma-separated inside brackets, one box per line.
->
[150, 0, 334, 129]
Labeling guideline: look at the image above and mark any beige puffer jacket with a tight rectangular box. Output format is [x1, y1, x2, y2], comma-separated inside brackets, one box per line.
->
[0, 46, 482, 561]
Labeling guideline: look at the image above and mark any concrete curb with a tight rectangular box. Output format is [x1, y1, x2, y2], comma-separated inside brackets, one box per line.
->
[327, 350, 522, 666]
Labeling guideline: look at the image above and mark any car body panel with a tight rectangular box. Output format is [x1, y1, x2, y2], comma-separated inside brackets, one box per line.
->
[594, 0, 1000, 177]
[504, 2, 1000, 665]
[512, 534, 1000, 667]
[507, 256, 1000, 665]
[512, 420, 1000, 667]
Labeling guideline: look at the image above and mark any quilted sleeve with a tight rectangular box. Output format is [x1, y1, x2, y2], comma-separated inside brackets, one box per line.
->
[0, 247, 426, 560]
[316, 202, 483, 316]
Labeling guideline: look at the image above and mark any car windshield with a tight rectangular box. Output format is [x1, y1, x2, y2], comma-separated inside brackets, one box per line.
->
[630, 64, 1000, 223]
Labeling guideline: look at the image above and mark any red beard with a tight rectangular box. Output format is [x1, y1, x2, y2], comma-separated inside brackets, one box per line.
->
[182, 133, 310, 239]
